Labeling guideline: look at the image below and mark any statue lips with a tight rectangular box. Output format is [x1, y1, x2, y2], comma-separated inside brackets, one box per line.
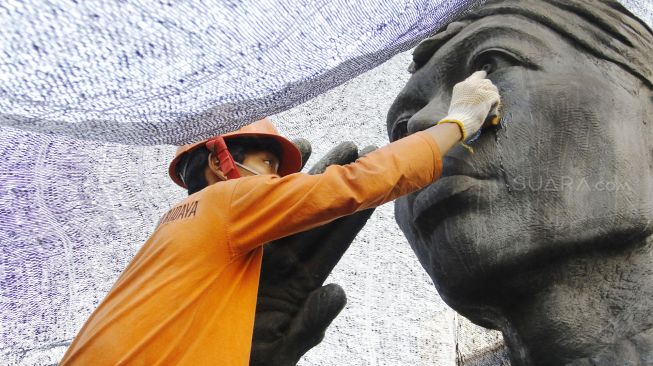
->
[411, 173, 492, 231]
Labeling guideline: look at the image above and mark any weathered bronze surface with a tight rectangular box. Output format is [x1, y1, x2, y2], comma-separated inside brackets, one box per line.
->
[388, 1, 653, 364]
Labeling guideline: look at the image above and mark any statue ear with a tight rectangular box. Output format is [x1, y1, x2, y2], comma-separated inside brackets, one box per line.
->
[409, 21, 469, 73]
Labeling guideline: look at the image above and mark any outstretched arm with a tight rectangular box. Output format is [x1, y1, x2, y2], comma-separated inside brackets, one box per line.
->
[227, 70, 500, 255]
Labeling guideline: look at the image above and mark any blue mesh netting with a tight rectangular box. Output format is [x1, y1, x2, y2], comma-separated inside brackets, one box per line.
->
[1, 0, 482, 145]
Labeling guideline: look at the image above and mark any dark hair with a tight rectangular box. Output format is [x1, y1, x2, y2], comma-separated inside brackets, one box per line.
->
[224, 136, 282, 167]
[177, 147, 209, 195]
[177, 137, 283, 195]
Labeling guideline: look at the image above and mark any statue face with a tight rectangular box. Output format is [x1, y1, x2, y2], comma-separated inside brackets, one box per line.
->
[388, 15, 653, 309]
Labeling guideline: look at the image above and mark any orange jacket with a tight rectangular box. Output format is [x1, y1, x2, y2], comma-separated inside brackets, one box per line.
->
[60, 131, 443, 366]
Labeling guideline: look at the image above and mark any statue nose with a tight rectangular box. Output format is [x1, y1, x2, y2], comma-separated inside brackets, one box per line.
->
[407, 115, 437, 135]
[407, 99, 449, 135]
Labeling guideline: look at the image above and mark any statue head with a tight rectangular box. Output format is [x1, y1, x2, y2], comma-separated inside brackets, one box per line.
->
[388, 0, 653, 363]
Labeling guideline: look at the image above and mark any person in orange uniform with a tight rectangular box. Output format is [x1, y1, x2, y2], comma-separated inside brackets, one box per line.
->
[60, 70, 500, 365]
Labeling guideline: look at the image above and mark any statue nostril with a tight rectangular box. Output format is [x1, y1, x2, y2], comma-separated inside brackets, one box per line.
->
[407, 116, 437, 135]
[392, 120, 408, 141]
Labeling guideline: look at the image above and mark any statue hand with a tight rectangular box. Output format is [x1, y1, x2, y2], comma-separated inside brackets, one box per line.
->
[250, 141, 377, 366]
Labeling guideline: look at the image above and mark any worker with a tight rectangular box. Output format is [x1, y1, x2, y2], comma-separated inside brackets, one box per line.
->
[60, 70, 500, 365]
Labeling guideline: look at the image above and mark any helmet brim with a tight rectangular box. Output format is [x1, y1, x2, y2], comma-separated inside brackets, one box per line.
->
[168, 133, 302, 189]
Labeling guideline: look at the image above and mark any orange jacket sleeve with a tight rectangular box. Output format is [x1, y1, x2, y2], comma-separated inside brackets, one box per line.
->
[225, 131, 443, 256]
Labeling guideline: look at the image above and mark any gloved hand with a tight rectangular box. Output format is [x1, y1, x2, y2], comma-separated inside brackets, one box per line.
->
[437, 70, 501, 141]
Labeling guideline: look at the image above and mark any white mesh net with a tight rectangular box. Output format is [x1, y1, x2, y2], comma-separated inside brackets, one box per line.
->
[1, 0, 480, 144]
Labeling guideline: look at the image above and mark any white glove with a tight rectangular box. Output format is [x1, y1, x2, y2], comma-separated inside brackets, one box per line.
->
[437, 70, 501, 141]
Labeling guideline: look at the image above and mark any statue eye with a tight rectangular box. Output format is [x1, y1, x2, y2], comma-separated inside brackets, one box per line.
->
[472, 49, 520, 75]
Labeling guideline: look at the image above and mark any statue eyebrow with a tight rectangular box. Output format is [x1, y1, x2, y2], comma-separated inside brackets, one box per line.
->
[436, 24, 550, 67]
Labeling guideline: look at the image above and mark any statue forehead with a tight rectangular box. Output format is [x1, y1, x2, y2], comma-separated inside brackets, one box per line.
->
[411, 15, 573, 74]
[426, 16, 560, 61]
[410, 0, 653, 88]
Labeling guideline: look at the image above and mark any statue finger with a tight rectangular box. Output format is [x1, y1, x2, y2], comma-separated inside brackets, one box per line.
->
[267, 207, 374, 286]
[359, 145, 378, 156]
[286, 145, 377, 280]
[308, 141, 358, 175]
[299, 208, 375, 284]
[260, 241, 301, 283]
[252, 310, 293, 343]
[292, 138, 312, 171]
[287, 284, 347, 356]
[249, 340, 283, 366]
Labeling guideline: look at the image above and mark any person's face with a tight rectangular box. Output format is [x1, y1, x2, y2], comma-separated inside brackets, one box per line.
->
[238, 150, 280, 176]
[387, 15, 653, 309]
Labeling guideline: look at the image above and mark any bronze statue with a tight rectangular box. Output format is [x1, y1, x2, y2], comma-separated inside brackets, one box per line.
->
[387, 0, 653, 364]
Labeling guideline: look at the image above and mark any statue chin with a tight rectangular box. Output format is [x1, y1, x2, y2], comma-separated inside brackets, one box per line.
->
[387, 0, 653, 364]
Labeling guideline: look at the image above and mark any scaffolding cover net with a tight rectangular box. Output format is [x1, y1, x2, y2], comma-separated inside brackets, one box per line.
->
[1, 0, 485, 145]
[1, 0, 652, 365]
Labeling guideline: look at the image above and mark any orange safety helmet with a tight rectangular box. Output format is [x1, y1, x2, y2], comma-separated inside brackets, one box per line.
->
[168, 118, 302, 188]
